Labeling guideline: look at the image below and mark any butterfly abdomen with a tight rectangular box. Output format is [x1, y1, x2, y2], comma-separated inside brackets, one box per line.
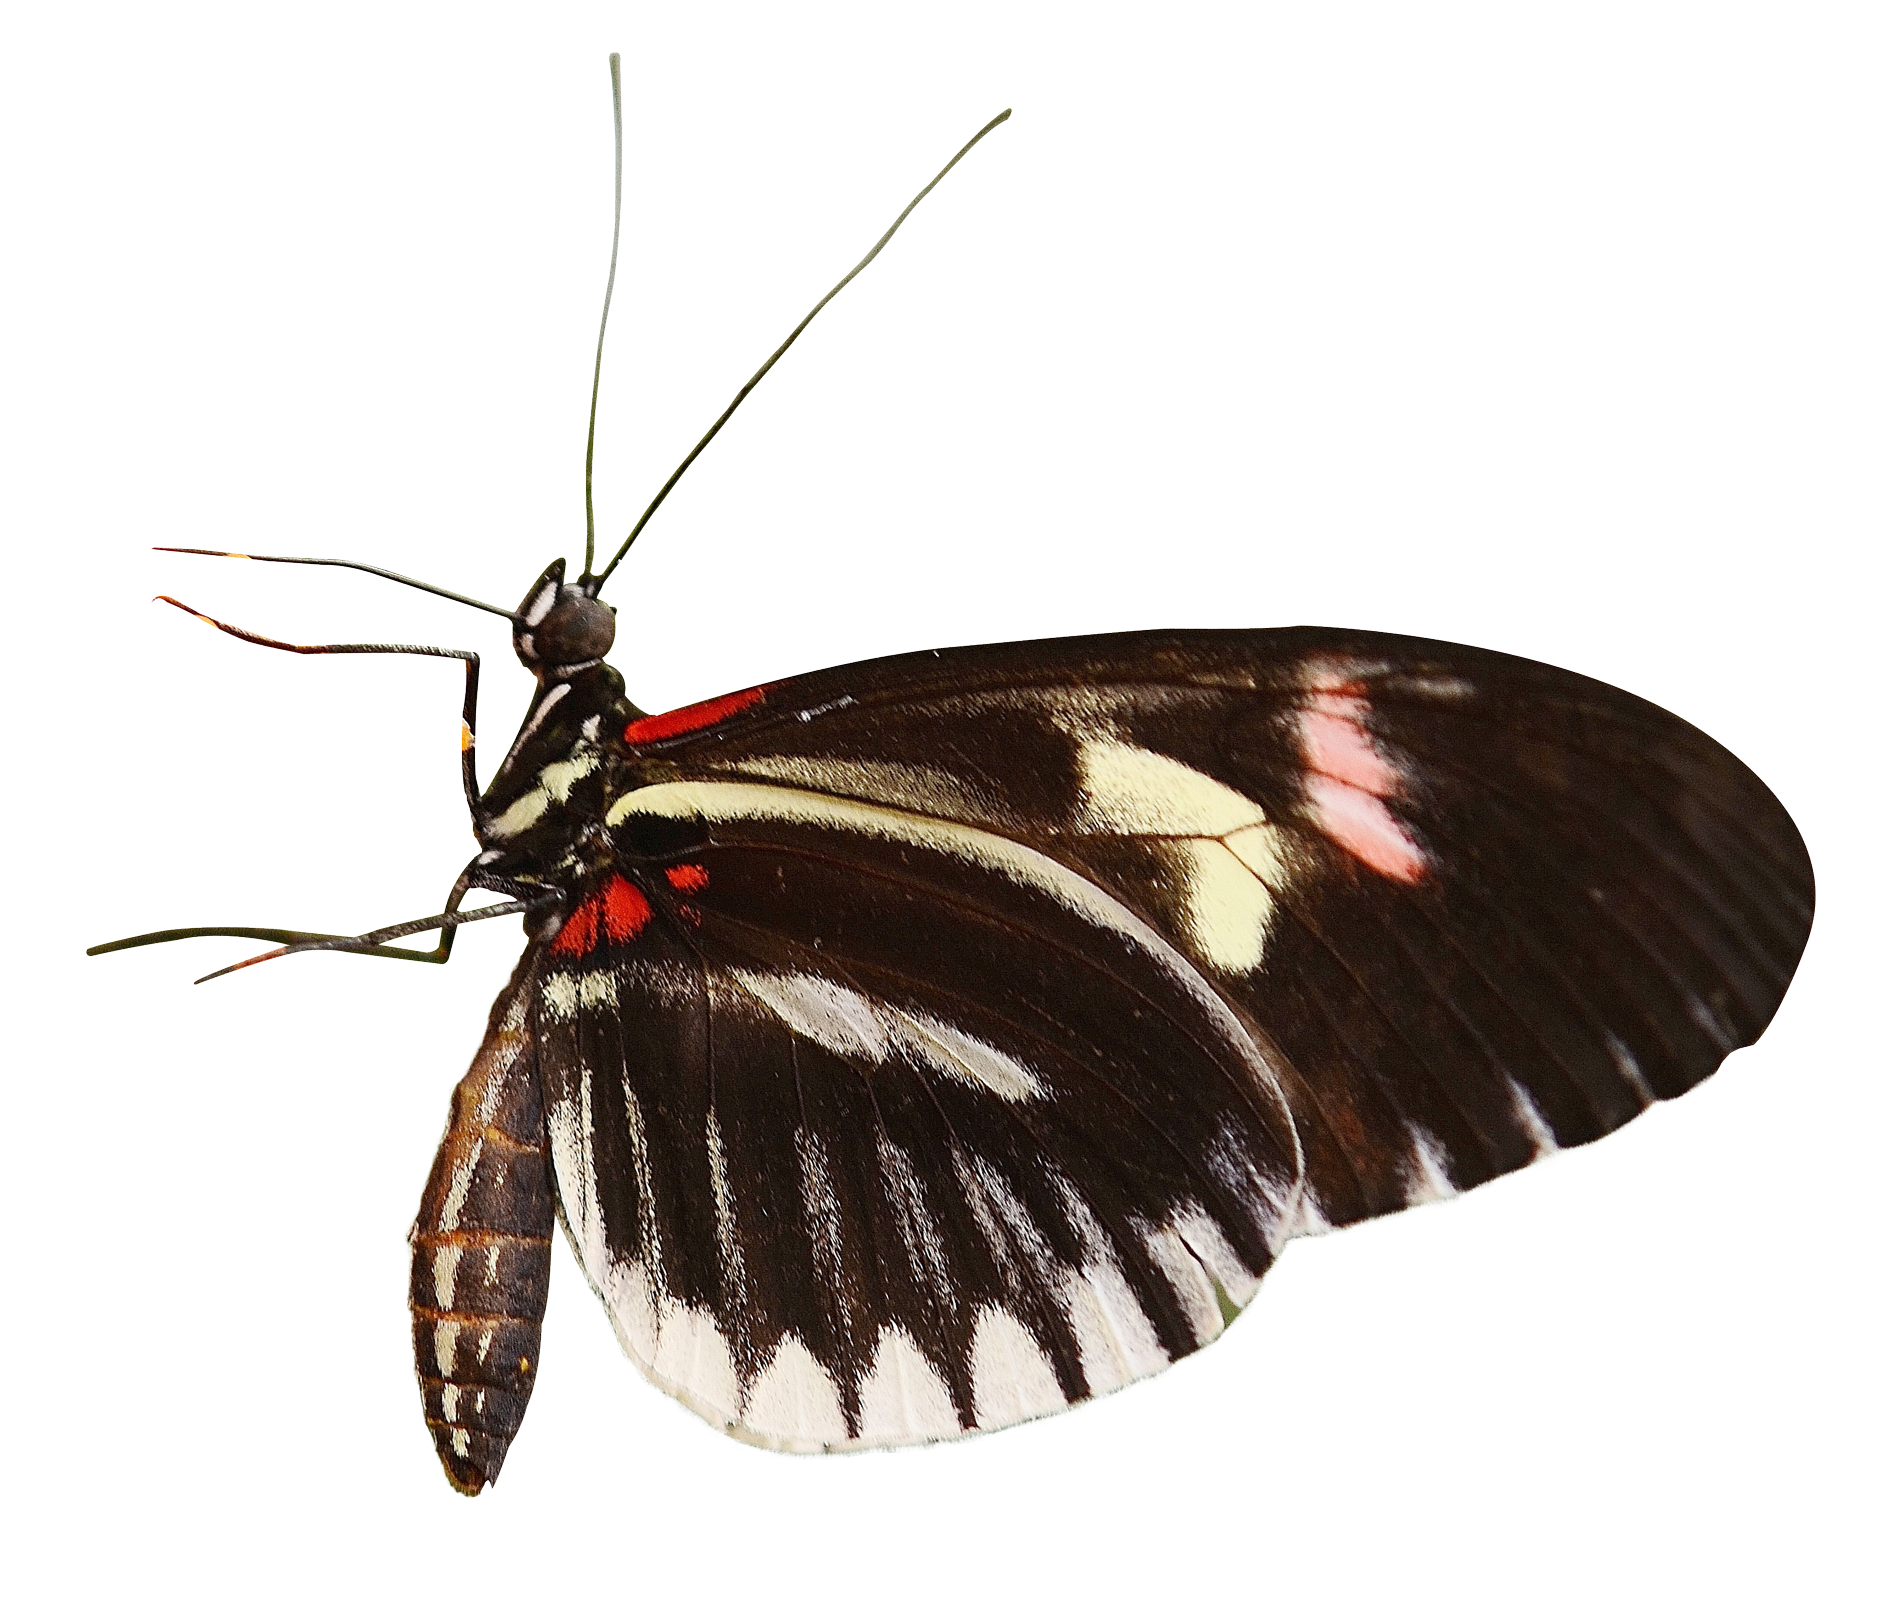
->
[409, 976, 553, 1495]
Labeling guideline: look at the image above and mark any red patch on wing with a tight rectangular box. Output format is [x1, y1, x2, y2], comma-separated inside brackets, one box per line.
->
[624, 686, 766, 746]
[552, 873, 653, 957]
[600, 875, 652, 941]
[665, 863, 710, 893]
[550, 897, 601, 957]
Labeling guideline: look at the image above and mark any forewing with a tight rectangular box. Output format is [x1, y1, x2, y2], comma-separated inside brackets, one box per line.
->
[624, 626, 1813, 1232]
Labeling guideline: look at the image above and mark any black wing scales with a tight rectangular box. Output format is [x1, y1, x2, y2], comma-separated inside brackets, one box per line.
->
[530, 626, 1810, 1448]
[1208, 636, 1810, 1221]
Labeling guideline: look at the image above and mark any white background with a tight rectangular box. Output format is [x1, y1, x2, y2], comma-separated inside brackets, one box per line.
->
[4, 5, 1894, 1594]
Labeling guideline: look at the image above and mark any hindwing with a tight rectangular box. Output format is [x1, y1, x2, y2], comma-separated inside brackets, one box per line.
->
[528, 626, 1811, 1449]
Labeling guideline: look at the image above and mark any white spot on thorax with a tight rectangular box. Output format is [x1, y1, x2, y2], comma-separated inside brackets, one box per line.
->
[486, 746, 601, 841]
[497, 682, 569, 771]
[487, 786, 549, 840]
[538, 751, 599, 803]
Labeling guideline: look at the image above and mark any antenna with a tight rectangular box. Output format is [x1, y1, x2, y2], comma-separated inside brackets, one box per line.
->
[582, 52, 624, 580]
[153, 548, 515, 618]
[588, 106, 1012, 593]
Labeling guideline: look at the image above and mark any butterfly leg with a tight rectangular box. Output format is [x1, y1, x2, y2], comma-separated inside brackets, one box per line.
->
[152, 595, 485, 818]
[87, 874, 558, 980]
[90, 598, 541, 968]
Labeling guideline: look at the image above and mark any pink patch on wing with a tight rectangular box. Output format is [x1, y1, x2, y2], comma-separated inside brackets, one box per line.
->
[624, 686, 766, 746]
[1300, 706, 1399, 795]
[1298, 665, 1428, 883]
[1306, 775, 1427, 883]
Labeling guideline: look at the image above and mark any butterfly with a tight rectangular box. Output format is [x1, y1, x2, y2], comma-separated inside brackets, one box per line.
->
[92, 61, 1812, 1496]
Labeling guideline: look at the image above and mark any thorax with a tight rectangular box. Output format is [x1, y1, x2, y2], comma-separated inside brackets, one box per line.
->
[473, 662, 643, 888]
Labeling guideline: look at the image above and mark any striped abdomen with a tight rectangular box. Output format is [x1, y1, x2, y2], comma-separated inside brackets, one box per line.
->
[409, 983, 553, 1495]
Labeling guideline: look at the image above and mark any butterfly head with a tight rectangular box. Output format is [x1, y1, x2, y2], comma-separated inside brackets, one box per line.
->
[513, 558, 616, 671]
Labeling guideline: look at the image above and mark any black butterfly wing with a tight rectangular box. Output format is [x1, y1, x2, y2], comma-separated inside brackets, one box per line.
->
[532, 626, 1810, 1448]
[534, 787, 1300, 1447]
[640, 627, 1814, 1218]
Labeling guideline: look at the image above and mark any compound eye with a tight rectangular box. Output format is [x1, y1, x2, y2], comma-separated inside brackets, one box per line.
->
[536, 590, 616, 664]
